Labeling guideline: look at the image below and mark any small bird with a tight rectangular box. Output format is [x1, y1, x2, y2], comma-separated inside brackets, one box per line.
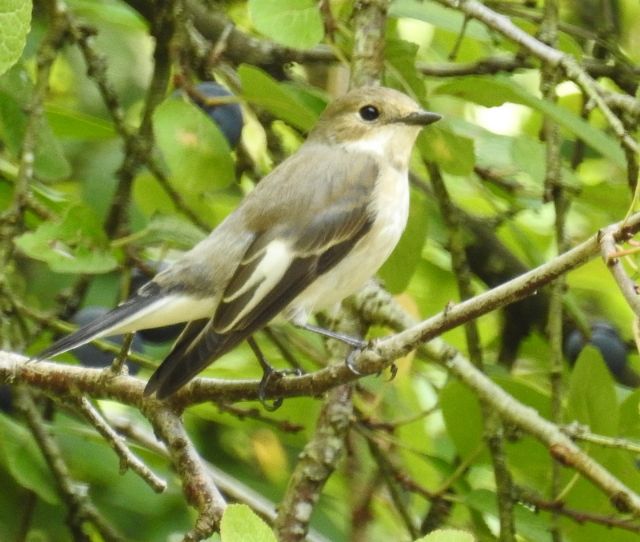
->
[36, 86, 441, 399]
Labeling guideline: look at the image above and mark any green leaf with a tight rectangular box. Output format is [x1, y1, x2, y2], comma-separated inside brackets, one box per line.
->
[117, 214, 206, 251]
[249, 0, 324, 49]
[566, 345, 618, 435]
[379, 188, 429, 292]
[0, 66, 71, 180]
[67, 0, 146, 29]
[45, 104, 116, 140]
[14, 205, 119, 274]
[413, 528, 475, 542]
[437, 77, 625, 166]
[0, 0, 31, 76]
[220, 504, 277, 542]
[619, 389, 640, 439]
[417, 123, 475, 176]
[390, 0, 491, 42]
[239, 65, 319, 131]
[0, 413, 59, 504]
[466, 488, 552, 542]
[154, 98, 235, 193]
[384, 39, 425, 101]
[440, 379, 485, 460]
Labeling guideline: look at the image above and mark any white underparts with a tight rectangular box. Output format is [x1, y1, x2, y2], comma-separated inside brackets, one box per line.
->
[107, 294, 216, 336]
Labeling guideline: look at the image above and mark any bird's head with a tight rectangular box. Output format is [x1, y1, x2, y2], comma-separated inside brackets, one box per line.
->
[309, 86, 441, 155]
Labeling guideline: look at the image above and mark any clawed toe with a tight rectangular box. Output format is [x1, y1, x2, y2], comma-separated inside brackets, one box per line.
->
[345, 346, 364, 374]
[257, 366, 302, 411]
[258, 368, 284, 411]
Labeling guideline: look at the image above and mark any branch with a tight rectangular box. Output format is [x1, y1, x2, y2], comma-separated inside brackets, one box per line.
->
[429, 161, 516, 539]
[66, 395, 166, 493]
[563, 423, 640, 455]
[5, 213, 640, 406]
[108, 412, 333, 542]
[350, 0, 389, 87]
[516, 486, 640, 533]
[599, 226, 640, 317]
[125, 0, 335, 76]
[274, 385, 354, 541]
[144, 404, 227, 540]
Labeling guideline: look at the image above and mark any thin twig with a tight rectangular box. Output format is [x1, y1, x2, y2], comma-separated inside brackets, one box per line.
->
[563, 423, 640, 455]
[144, 404, 227, 540]
[516, 487, 640, 533]
[67, 395, 166, 492]
[599, 226, 640, 317]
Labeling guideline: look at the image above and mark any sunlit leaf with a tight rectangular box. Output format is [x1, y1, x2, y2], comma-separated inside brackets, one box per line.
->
[566, 345, 618, 435]
[154, 98, 235, 193]
[239, 65, 319, 131]
[440, 379, 485, 460]
[45, 105, 116, 140]
[418, 123, 475, 176]
[14, 205, 118, 273]
[437, 77, 625, 166]
[0, 0, 31, 76]
[413, 528, 475, 542]
[0, 413, 59, 505]
[390, 0, 491, 42]
[220, 504, 277, 542]
[249, 0, 324, 49]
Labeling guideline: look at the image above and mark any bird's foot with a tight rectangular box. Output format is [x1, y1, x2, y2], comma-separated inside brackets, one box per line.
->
[258, 366, 303, 411]
[344, 339, 376, 375]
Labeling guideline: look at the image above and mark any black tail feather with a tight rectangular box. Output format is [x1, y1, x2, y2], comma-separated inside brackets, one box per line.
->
[145, 321, 246, 399]
[35, 294, 162, 361]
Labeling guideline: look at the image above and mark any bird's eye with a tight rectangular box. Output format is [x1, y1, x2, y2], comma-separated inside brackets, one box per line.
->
[359, 105, 380, 121]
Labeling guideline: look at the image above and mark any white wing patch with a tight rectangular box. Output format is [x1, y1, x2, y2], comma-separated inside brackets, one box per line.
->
[219, 239, 293, 332]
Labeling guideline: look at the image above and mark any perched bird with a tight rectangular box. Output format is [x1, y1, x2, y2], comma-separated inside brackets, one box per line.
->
[36, 86, 441, 399]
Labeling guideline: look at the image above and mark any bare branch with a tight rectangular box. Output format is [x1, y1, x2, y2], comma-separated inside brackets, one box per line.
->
[67, 395, 166, 493]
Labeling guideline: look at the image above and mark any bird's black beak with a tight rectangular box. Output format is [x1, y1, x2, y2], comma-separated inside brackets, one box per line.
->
[400, 111, 442, 126]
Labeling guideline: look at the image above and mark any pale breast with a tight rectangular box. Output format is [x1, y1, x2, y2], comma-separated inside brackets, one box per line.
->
[286, 165, 410, 323]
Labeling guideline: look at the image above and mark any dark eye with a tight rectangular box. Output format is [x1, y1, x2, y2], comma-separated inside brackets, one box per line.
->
[359, 105, 380, 121]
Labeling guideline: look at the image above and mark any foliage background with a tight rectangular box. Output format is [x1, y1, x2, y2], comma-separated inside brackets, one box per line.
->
[1, 0, 640, 541]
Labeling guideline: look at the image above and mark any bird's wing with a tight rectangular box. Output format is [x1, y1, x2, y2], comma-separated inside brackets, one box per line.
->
[145, 149, 379, 398]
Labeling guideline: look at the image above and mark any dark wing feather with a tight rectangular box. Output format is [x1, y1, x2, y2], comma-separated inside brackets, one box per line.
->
[144, 319, 210, 396]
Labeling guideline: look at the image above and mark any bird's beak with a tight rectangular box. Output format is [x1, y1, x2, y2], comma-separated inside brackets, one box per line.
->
[399, 111, 442, 126]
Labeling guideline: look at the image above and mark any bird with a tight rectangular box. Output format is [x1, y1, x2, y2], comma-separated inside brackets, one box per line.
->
[36, 86, 442, 399]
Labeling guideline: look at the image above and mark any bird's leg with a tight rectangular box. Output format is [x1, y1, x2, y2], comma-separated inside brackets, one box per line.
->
[247, 336, 301, 411]
[294, 322, 367, 349]
[295, 322, 369, 375]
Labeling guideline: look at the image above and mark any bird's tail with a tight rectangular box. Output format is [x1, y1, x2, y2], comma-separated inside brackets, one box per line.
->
[144, 320, 245, 399]
[35, 290, 165, 361]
